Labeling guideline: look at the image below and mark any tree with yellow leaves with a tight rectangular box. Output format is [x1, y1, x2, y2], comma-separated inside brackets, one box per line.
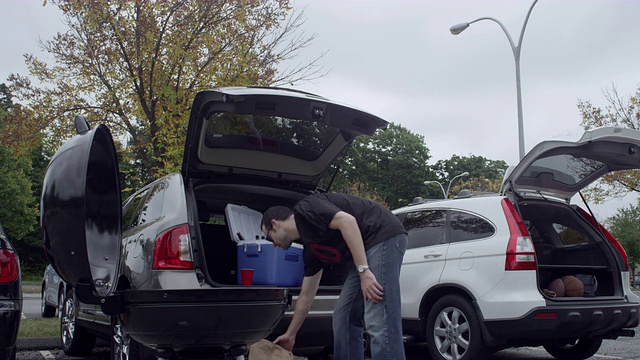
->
[578, 85, 640, 203]
[9, 0, 325, 193]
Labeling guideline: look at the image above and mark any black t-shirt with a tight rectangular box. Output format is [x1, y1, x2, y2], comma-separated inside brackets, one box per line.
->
[293, 193, 406, 276]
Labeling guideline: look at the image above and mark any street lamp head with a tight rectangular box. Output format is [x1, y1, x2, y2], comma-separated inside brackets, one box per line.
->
[461, 171, 470, 177]
[449, 22, 470, 35]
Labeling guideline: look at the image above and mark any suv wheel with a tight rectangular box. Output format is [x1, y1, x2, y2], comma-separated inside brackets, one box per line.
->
[40, 287, 56, 318]
[60, 289, 96, 356]
[426, 295, 487, 360]
[543, 338, 603, 360]
[111, 316, 156, 360]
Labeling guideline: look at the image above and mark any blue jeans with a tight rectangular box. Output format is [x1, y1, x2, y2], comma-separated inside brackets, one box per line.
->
[332, 234, 407, 360]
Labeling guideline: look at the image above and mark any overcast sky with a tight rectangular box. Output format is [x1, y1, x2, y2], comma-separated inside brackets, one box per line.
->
[2, 0, 640, 218]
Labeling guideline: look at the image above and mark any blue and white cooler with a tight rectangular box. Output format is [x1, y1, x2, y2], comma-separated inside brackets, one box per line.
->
[225, 204, 304, 287]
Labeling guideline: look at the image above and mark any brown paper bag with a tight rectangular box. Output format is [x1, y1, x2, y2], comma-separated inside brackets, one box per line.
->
[248, 339, 294, 360]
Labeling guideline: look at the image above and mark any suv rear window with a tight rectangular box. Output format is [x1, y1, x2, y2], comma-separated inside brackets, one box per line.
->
[204, 113, 341, 161]
[523, 154, 605, 186]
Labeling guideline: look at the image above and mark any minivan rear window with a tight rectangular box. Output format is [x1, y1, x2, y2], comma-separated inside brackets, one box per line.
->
[203, 113, 342, 161]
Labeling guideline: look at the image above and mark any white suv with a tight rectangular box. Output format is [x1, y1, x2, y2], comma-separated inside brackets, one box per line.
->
[394, 127, 640, 360]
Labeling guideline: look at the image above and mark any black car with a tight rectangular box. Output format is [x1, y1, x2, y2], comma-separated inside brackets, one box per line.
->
[0, 223, 21, 360]
[40, 86, 389, 359]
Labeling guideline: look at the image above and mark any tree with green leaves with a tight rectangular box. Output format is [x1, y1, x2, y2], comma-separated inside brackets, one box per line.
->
[605, 204, 640, 279]
[0, 146, 37, 239]
[429, 154, 508, 198]
[324, 123, 432, 209]
[578, 85, 640, 203]
[0, 83, 57, 274]
[0, 84, 39, 238]
[9, 0, 325, 192]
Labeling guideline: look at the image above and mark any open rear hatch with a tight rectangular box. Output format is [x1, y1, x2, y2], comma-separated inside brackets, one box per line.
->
[182, 86, 388, 188]
[501, 127, 640, 299]
[40, 116, 289, 351]
[502, 127, 640, 202]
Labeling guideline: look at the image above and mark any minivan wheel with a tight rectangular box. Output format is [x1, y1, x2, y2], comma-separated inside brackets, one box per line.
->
[41, 287, 56, 318]
[426, 295, 487, 360]
[111, 316, 156, 360]
[543, 338, 603, 360]
[60, 289, 96, 356]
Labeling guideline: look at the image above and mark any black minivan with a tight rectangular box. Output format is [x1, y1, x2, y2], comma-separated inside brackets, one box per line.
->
[40, 86, 389, 359]
[0, 223, 21, 360]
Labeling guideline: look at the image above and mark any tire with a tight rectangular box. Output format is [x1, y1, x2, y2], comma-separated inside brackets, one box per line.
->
[41, 288, 56, 318]
[60, 289, 96, 356]
[111, 315, 156, 360]
[1, 345, 16, 360]
[426, 295, 487, 360]
[543, 338, 603, 360]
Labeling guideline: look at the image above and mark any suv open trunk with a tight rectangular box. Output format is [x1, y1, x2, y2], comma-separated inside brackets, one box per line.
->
[518, 199, 623, 298]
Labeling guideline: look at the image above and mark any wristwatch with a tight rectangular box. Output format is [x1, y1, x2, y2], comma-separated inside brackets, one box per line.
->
[357, 265, 369, 273]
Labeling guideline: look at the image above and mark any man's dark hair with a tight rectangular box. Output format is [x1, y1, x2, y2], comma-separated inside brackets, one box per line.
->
[261, 205, 293, 231]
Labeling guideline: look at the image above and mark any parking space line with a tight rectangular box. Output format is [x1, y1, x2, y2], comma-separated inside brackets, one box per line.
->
[39, 351, 55, 360]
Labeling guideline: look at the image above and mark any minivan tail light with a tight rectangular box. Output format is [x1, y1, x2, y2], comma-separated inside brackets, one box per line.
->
[0, 249, 19, 283]
[577, 207, 629, 271]
[501, 199, 536, 271]
[152, 224, 194, 270]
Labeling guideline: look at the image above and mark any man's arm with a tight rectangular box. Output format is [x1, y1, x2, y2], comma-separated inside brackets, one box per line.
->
[329, 211, 383, 303]
[273, 269, 323, 351]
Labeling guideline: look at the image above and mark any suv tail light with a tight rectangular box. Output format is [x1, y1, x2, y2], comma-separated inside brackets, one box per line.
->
[577, 207, 629, 271]
[501, 199, 536, 271]
[0, 249, 19, 284]
[152, 224, 194, 270]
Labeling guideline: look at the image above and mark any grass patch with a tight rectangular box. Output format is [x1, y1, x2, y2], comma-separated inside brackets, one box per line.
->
[22, 278, 41, 285]
[19, 318, 59, 338]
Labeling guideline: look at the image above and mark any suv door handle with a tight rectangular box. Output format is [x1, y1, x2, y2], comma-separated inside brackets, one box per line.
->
[423, 252, 443, 259]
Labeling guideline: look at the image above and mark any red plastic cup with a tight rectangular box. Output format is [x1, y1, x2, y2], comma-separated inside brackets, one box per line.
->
[240, 268, 254, 286]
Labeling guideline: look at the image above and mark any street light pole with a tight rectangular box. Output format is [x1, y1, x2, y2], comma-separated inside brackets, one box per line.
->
[445, 171, 469, 198]
[424, 181, 446, 199]
[449, 0, 538, 160]
[425, 171, 469, 199]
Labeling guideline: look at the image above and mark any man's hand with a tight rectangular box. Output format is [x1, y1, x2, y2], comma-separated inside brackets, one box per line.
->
[360, 270, 384, 303]
[274, 333, 296, 351]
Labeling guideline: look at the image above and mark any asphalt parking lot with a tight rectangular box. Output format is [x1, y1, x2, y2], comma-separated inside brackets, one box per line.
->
[17, 287, 640, 360]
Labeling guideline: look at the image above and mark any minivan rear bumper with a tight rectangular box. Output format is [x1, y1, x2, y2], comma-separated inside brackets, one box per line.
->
[482, 301, 639, 346]
[101, 287, 289, 350]
[0, 299, 21, 359]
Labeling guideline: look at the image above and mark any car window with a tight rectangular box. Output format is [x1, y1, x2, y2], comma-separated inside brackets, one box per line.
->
[402, 210, 447, 249]
[134, 182, 166, 228]
[449, 211, 494, 243]
[522, 155, 605, 186]
[122, 191, 147, 231]
[553, 223, 590, 245]
[204, 113, 342, 161]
